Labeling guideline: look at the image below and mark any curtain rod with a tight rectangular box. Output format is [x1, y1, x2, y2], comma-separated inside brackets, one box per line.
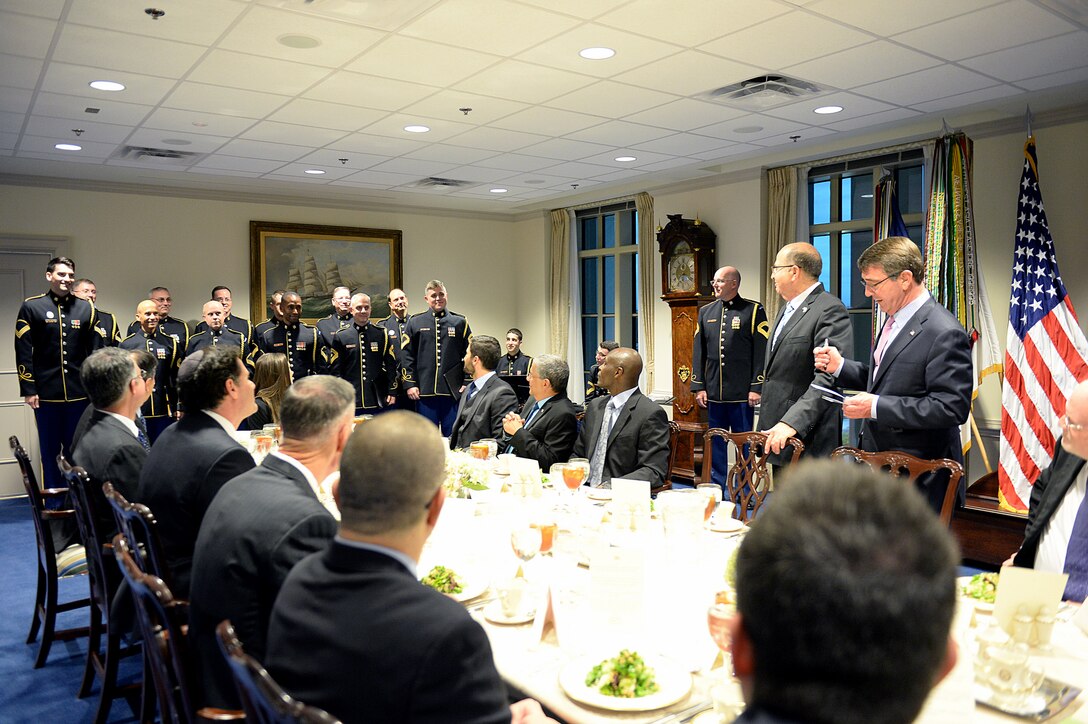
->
[770, 138, 936, 172]
[554, 193, 641, 213]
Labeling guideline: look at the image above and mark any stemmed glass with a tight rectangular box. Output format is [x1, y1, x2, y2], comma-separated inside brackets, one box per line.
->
[707, 601, 734, 654]
[510, 524, 542, 569]
[564, 458, 589, 496]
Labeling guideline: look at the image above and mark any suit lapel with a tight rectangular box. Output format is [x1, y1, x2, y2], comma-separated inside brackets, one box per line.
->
[261, 453, 316, 498]
[769, 285, 822, 364]
[607, 392, 637, 445]
[872, 299, 932, 388]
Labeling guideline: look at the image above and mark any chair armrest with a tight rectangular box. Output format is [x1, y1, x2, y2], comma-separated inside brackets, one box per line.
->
[42, 487, 70, 497]
[196, 708, 245, 721]
[41, 509, 76, 520]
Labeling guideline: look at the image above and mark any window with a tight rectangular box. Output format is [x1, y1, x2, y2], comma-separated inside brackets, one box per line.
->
[807, 150, 925, 361]
[577, 201, 639, 388]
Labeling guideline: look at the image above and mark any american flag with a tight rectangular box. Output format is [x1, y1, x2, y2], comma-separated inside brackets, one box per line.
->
[998, 137, 1088, 512]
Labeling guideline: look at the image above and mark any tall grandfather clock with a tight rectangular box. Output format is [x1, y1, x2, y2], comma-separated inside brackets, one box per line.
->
[658, 214, 717, 483]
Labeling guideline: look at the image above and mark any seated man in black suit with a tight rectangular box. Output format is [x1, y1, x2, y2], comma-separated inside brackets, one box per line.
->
[729, 461, 959, 724]
[265, 411, 554, 724]
[137, 345, 257, 597]
[573, 347, 669, 488]
[449, 334, 519, 450]
[501, 354, 579, 470]
[190, 375, 352, 708]
[72, 347, 155, 540]
[1007, 380, 1088, 603]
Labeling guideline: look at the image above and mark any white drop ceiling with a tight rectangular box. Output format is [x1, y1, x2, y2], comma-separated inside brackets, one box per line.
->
[1, 0, 1086, 215]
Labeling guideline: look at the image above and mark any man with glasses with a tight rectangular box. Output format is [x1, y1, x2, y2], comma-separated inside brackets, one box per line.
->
[1006, 381, 1088, 602]
[128, 286, 190, 349]
[760, 243, 851, 466]
[816, 235, 972, 511]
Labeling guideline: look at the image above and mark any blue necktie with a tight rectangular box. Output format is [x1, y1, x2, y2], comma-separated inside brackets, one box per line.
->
[465, 382, 478, 403]
[1062, 494, 1088, 602]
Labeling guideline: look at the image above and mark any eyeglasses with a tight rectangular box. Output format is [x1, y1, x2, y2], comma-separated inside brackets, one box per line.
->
[860, 274, 894, 291]
[1063, 415, 1086, 432]
[770, 264, 796, 273]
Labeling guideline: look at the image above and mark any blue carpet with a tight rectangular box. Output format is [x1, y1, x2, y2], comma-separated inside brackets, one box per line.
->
[0, 498, 140, 723]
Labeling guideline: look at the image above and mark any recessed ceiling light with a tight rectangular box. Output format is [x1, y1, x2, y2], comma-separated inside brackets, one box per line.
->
[278, 34, 321, 49]
[579, 47, 615, 60]
[615, 156, 637, 162]
[304, 169, 326, 175]
[89, 80, 125, 92]
[814, 105, 843, 114]
[733, 126, 763, 134]
[404, 124, 430, 133]
[55, 143, 82, 151]
[490, 188, 508, 194]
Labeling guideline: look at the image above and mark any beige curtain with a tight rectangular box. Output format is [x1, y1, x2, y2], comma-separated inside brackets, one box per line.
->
[548, 208, 570, 356]
[635, 191, 655, 390]
[764, 166, 797, 320]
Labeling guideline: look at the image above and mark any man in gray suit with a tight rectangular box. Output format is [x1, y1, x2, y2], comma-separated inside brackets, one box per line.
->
[189, 375, 351, 708]
[760, 243, 852, 463]
[448, 335, 519, 449]
[573, 348, 670, 488]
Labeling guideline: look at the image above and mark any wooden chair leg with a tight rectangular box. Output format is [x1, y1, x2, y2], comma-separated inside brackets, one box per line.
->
[139, 651, 156, 724]
[79, 603, 103, 698]
[91, 627, 123, 724]
[27, 563, 46, 644]
[34, 572, 60, 668]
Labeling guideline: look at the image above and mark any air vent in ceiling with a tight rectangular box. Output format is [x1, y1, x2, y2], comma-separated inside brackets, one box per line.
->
[411, 176, 473, 189]
[703, 74, 823, 110]
[109, 145, 206, 165]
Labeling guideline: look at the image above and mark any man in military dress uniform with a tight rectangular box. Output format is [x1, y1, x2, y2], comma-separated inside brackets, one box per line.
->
[15, 256, 104, 491]
[329, 293, 398, 416]
[316, 286, 353, 347]
[121, 299, 181, 442]
[259, 291, 325, 382]
[498, 328, 532, 376]
[129, 286, 189, 349]
[72, 279, 120, 346]
[692, 266, 769, 487]
[195, 286, 254, 345]
[186, 301, 255, 371]
[400, 280, 471, 436]
[254, 289, 285, 348]
[378, 287, 413, 411]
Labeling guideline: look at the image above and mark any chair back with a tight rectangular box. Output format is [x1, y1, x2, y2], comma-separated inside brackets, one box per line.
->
[701, 429, 804, 521]
[216, 620, 341, 724]
[11, 436, 63, 571]
[59, 458, 115, 613]
[657, 421, 680, 494]
[103, 482, 175, 590]
[829, 446, 963, 525]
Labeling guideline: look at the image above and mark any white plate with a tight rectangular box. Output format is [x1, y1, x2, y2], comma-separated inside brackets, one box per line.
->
[559, 654, 692, 712]
[708, 516, 746, 533]
[482, 600, 535, 625]
[586, 487, 613, 501]
[420, 569, 486, 603]
[957, 575, 996, 613]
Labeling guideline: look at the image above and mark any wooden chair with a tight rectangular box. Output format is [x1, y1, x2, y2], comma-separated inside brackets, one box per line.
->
[9, 435, 90, 668]
[113, 535, 243, 724]
[216, 620, 341, 724]
[701, 429, 804, 521]
[58, 456, 140, 724]
[829, 447, 963, 525]
[103, 482, 176, 592]
[654, 421, 681, 495]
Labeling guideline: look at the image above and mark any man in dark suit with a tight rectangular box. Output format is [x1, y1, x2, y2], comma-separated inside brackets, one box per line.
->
[502, 354, 580, 470]
[817, 236, 972, 509]
[730, 461, 959, 724]
[137, 345, 257, 598]
[265, 411, 554, 724]
[573, 347, 669, 488]
[328, 292, 398, 415]
[449, 335, 519, 449]
[190, 375, 352, 708]
[760, 243, 852, 464]
[1008, 380, 1088, 603]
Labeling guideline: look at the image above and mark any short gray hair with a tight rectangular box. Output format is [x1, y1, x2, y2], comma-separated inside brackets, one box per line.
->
[858, 236, 924, 284]
[280, 375, 354, 442]
[338, 411, 446, 535]
[81, 348, 138, 408]
[533, 354, 568, 395]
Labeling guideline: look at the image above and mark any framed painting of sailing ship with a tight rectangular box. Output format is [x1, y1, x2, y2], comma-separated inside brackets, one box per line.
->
[249, 221, 403, 325]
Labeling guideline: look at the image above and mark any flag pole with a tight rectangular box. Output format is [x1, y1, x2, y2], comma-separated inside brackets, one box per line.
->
[1024, 105, 1033, 137]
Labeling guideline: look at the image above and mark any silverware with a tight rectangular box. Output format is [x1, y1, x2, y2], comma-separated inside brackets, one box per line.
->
[648, 700, 713, 724]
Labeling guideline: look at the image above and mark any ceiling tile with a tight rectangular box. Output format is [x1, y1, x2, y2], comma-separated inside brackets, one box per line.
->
[598, 0, 791, 46]
[304, 71, 439, 111]
[186, 167, 263, 178]
[497, 171, 579, 187]
[240, 120, 349, 147]
[295, 149, 390, 169]
[337, 169, 420, 186]
[262, 0, 443, 33]
[492, 106, 606, 136]
[399, 90, 528, 125]
[266, 99, 388, 132]
[892, 2, 1076, 61]
[632, 132, 734, 156]
[634, 156, 707, 172]
[218, 5, 385, 67]
[577, 149, 677, 168]
[442, 126, 549, 152]
[591, 168, 647, 182]
[440, 165, 517, 182]
[402, 144, 499, 165]
[687, 143, 764, 161]
[961, 33, 1088, 82]
[700, 11, 872, 69]
[762, 92, 898, 125]
[784, 41, 942, 89]
[124, 129, 230, 153]
[356, 114, 475, 143]
[0, 131, 18, 151]
[691, 114, 809, 142]
[1016, 65, 1088, 91]
[517, 137, 615, 161]
[52, 25, 205, 79]
[192, 154, 287, 173]
[516, 23, 681, 78]
[216, 138, 312, 162]
[265, 162, 361, 180]
[163, 82, 289, 119]
[909, 83, 1023, 113]
[614, 50, 764, 97]
[515, 0, 630, 19]
[824, 107, 922, 131]
[0, 54, 44, 90]
[626, 99, 748, 132]
[536, 160, 620, 178]
[454, 60, 597, 104]
[752, 127, 837, 147]
[0, 111, 25, 134]
[17, 135, 117, 158]
[66, 0, 248, 45]
[332, 132, 429, 156]
[16, 149, 108, 164]
[366, 157, 459, 176]
[187, 50, 331, 95]
[2, 1, 65, 20]
[805, 0, 1003, 36]
[39, 63, 178, 106]
[346, 36, 500, 86]
[565, 120, 672, 147]
[547, 81, 678, 117]
[0, 12, 58, 59]
[401, 0, 579, 56]
[22, 115, 133, 144]
[854, 66, 1001, 106]
[31, 91, 152, 124]
[473, 153, 559, 172]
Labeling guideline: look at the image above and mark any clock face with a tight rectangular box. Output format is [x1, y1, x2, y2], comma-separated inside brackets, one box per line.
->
[668, 253, 696, 292]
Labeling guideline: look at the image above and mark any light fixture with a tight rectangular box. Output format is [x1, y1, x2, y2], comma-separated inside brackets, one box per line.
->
[89, 80, 125, 92]
[278, 34, 321, 49]
[579, 47, 615, 60]
[814, 105, 843, 114]
[733, 126, 763, 134]
[55, 143, 82, 151]
[403, 124, 430, 133]
[614, 156, 637, 162]
[489, 188, 508, 194]
[304, 169, 326, 175]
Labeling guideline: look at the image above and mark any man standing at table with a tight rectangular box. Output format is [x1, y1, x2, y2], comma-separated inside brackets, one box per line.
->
[73, 278, 120, 346]
[195, 285, 254, 345]
[265, 411, 555, 724]
[259, 291, 324, 381]
[498, 328, 532, 376]
[186, 300, 256, 370]
[329, 292, 398, 416]
[254, 289, 285, 348]
[728, 460, 959, 724]
[449, 335, 518, 450]
[129, 286, 189, 350]
[15, 256, 103, 494]
[378, 287, 413, 410]
[815, 236, 972, 510]
[502, 355, 580, 470]
[316, 285, 353, 347]
[400, 280, 471, 435]
[120, 299, 180, 442]
[692, 266, 768, 486]
[760, 243, 851, 464]
[573, 347, 669, 488]
[189, 375, 350, 708]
